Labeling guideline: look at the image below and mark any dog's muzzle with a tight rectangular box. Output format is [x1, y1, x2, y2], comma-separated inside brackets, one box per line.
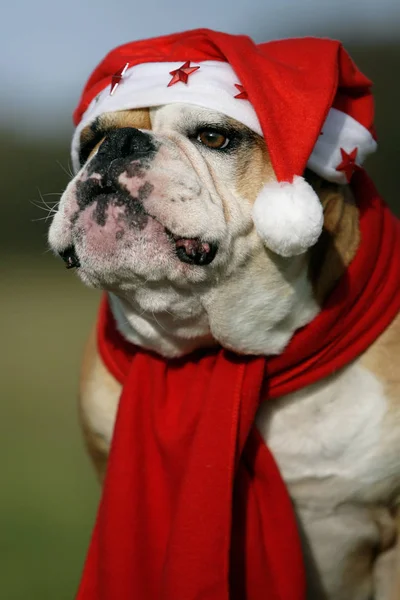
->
[59, 127, 219, 268]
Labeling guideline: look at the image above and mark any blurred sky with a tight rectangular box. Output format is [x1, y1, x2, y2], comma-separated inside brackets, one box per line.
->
[1, 0, 399, 137]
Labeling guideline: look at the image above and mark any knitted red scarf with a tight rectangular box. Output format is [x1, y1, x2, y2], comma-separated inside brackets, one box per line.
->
[76, 172, 400, 600]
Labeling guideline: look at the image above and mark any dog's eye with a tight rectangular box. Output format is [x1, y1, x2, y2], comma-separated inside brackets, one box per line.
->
[196, 130, 230, 149]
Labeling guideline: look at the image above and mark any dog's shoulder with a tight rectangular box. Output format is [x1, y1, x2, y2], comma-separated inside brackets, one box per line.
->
[257, 312, 400, 506]
[79, 326, 121, 481]
[361, 311, 400, 408]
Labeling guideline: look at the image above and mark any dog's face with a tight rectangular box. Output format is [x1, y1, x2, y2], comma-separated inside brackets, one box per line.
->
[50, 104, 273, 282]
[49, 103, 355, 357]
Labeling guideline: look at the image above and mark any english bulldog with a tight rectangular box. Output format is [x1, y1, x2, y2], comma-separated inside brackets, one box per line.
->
[48, 33, 400, 600]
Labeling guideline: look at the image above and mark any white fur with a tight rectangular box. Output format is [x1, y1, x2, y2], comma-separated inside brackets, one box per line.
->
[252, 175, 324, 257]
[257, 363, 389, 497]
[108, 291, 213, 358]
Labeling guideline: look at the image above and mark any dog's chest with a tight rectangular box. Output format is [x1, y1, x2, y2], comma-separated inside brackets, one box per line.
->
[256, 360, 397, 502]
[87, 354, 397, 502]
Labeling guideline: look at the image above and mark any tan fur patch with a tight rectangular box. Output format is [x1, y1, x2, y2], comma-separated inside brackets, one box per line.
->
[308, 175, 360, 305]
[361, 312, 400, 407]
[88, 137, 105, 160]
[79, 325, 121, 483]
[234, 136, 275, 203]
[223, 118, 275, 203]
[95, 108, 151, 131]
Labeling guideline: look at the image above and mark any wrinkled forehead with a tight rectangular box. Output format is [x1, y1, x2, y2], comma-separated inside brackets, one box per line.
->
[149, 103, 247, 133]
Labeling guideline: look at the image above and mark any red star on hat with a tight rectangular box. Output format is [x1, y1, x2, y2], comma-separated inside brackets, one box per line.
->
[335, 147, 359, 182]
[234, 84, 248, 99]
[110, 63, 129, 96]
[167, 61, 200, 86]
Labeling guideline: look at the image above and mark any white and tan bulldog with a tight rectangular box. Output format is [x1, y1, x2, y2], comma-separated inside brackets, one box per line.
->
[48, 102, 400, 599]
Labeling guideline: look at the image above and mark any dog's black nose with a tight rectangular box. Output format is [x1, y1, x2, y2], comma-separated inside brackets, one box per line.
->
[87, 127, 157, 192]
[96, 127, 156, 162]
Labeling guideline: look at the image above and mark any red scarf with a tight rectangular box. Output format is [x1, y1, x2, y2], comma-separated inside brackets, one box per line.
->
[76, 172, 400, 600]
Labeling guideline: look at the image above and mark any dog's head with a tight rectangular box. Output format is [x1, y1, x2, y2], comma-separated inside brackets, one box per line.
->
[48, 33, 378, 356]
[49, 103, 360, 357]
[50, 104, 273, 283]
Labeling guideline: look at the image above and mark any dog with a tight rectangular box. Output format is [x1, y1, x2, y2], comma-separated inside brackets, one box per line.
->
[48, 103, 400, 599]
[47, 30, 400, 600]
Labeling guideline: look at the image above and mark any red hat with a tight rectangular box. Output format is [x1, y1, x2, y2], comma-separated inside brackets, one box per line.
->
[72, 28, 377, 257]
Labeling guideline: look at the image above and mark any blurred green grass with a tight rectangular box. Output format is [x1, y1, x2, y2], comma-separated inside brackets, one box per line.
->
[0, 257, 99, 599]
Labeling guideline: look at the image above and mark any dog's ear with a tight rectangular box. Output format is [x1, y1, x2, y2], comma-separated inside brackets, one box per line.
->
[79, 109, 152, 167]
[307, 170, 360, 305]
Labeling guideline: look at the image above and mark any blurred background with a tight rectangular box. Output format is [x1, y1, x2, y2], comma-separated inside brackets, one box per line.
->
[1, 0, 400, 597]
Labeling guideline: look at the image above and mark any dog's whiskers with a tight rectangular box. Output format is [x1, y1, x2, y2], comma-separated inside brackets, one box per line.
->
[41, 192, 63, 198]
[31, 199, 59, 210]
[31, 190, 60, 222]
[32, 211, 58, 222]
[56, 160, 74, 179]
[33, 190, 60, 209]
[151, 310, 169, 334]
[30, 201, 54, 212]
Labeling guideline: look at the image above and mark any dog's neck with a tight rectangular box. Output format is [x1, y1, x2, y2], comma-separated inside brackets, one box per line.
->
[108, 291, 218, 357]
[108, 249, 320, 359]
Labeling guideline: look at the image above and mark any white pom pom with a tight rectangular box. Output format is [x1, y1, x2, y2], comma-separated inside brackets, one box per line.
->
[252, 175, 324, 257]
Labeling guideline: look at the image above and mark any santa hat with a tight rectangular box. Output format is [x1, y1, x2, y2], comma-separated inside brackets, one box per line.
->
[71, 29, 377, 257]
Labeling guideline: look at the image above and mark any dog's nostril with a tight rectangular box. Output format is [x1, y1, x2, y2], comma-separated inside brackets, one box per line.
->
[100, 182, 118, 195]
